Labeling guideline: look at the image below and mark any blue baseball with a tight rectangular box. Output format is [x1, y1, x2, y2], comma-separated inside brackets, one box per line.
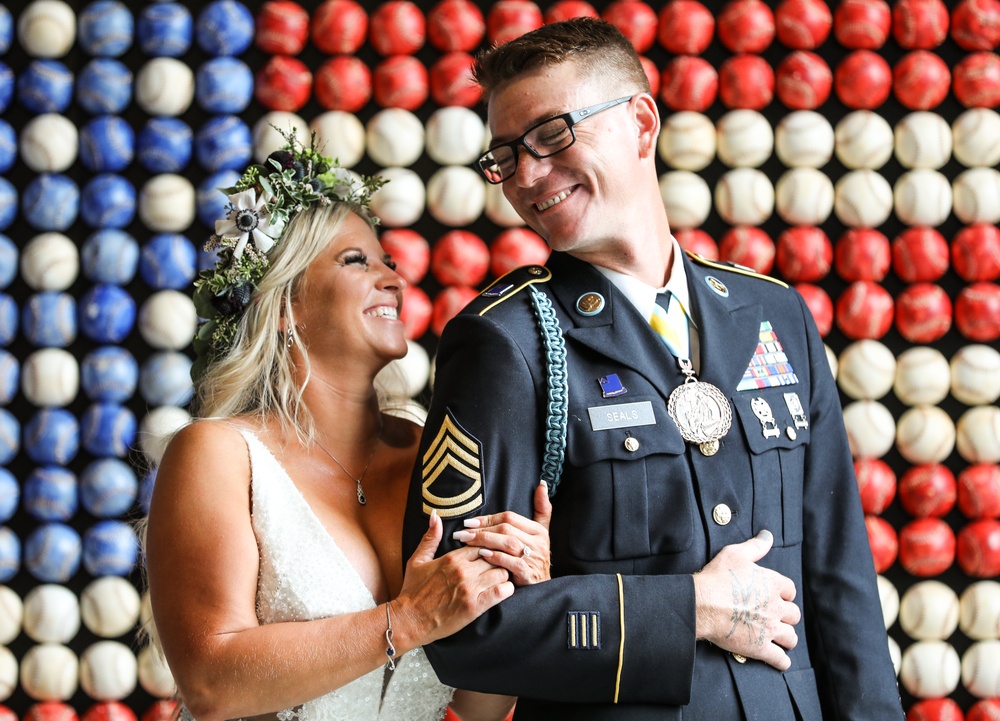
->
[79, 116, 135, 173]
[196, 0, 254, 56]
[195, 115, 252, 173]
[196, 56, 253, 113]
[17, 60, 73, 114]
[0, 349, 16, 405]
[137, 117, 192, 173]
[21, 292, 77, 347]
[83, 520, 138, 577]
[81, 174, 137, 229]
[25, 522, 81, 583]
[0, 527, 19, 582]
[81, 402, 137, 458]
[0, 119, 15, 173]
[81, 346, 138, 402]
[137, 2, 192, 57]
[0, 6, 12, 55]
[23, 466, 79, 522]
[0, 294, 14, 347]
[0, 177, 15, 231]
[0, 408, 18, 465]
[81, 458, 138, 518]
[138, 467, 156, 515]
[0, 468, 18, 524]
[81, 229, 139, 285]
[140, 233, 196, 290]
[77, 59, 132, 115]
[78, 284, 136, 344]
[0, 62, 11, 113]
[22, 173, 79, 231]
[24, 408, 79, 465]
[0, 234, 15, 289]
[196, 169, 240, 229]
[140, 351, 194, 407]
[79, 0, 134, 57]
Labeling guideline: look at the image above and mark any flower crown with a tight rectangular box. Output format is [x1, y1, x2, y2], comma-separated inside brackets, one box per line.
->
[191, 131, 386, 382]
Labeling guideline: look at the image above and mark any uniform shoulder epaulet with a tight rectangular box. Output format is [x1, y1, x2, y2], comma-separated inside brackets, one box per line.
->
[684, 251, 789, 288]
[476, 264, 552, 316]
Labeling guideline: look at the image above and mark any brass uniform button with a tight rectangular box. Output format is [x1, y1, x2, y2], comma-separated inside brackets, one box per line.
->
[624, 437, 639, 452]
[699, 439, 719, 456]
[712, 504, 732, 526]
[528, 266, 545, 276]
[576, 292, 605, 316]
[732, 653, 747, 663]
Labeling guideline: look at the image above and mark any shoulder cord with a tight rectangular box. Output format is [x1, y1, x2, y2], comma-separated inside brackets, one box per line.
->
[529, 286, 568, 498]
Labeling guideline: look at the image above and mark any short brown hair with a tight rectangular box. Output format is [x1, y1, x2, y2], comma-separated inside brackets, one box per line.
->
[473, 18, 650, 100]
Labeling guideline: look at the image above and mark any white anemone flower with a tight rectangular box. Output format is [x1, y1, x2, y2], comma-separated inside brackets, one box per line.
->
[215, 188, 281, 259]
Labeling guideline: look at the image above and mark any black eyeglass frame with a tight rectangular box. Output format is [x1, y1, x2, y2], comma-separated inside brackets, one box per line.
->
[476, 95, 635, 184]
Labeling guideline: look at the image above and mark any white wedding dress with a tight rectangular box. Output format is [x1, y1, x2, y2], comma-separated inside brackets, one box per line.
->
[182, 428, 454, 721]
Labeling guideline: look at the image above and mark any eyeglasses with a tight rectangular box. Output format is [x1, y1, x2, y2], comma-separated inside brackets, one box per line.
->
[476, 95, 634, 184]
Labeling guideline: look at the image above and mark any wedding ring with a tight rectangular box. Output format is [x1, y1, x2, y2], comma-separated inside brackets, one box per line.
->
[522, 544, 532, 559]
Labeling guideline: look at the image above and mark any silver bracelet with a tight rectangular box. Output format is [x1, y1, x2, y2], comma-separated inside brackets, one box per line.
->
[384, 601, 397, 671]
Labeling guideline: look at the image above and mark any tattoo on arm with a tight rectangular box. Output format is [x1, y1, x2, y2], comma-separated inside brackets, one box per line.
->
[726, 568, 770, 646]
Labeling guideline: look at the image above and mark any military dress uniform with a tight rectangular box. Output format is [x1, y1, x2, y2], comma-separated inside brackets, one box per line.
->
[402, 249, 903, 721]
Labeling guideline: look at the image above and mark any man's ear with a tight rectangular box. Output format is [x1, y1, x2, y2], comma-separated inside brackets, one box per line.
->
[634, 93, 661, 159]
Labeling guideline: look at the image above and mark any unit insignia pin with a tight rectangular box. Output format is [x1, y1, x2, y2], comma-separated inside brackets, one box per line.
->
[706, 276, 729, 297]
[576, 292, 605, 316]
[598, 373, 627, 398]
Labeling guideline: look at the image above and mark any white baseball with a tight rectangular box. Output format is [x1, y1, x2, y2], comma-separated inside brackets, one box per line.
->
[716, 109, 773, 168]
[18, 0, 75, 58]
[139, 174, 195, 233]
[951, 344, 1000, 406]
[136, 57, 194, 116]
[370, 167, 425, 228]
[23, 584, 80, 644]
[893, 169, 952, 227]
[896, 405, 956, 465]
[310, 111, 365, 168]
[139, 405, 191, 466]
[774, 167, 834, 225]
[425, 106, 485, 166]
[956, 405, 1000, 464]
[900, 580, 960, 641]
[837, 339, 896, 401]
[900, 640, 962, 698]
[887, 636, 901, 677]
[426, 166, 485, 227]
[375, 340, 430, 400]
[0, 587, 21, 646]
[139, 290, 198, 351]
[20, 232, 79, 291]
[20, 113, 78, 173]
[952, 107, 1000, 168]
[894, 111, 952, 169]
[20, 642, 78, 701]
[877, 574, 899, 630]
[714, 168, 774, 226]
[953, 167, 1000, 225]
[81, 577, 142, 639]
[138, 644, 177, 699]
[960, 580, 1000, 640]
[824, 343, 838, 380]
[21, 348, 79, 407]
[774, 110, 835, 168]
[658, 111, 716, 171]
[0, 646, 15, 702]
[834, 110, 894, 170]
[484, 182, 524, 228]
[893, 346, 950, 406]
[253, 112, 309, 163]
[366, 108, 424, 168]
[834, 169, 893, 228]
[962, 640, 1000, 698]
[841, 399, 896, 459]
[381, 398, 428, 426]
[659, 170, 712, 229]
[79, 640, 137, 701]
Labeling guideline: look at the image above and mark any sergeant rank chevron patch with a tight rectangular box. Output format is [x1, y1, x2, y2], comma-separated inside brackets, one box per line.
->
[421, 410, 484, 518]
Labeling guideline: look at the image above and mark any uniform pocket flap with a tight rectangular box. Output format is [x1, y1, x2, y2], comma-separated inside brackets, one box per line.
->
[568, 396, 686, 466]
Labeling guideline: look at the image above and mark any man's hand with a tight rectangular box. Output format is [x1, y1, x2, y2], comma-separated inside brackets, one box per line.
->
[693, 530, 801, 671]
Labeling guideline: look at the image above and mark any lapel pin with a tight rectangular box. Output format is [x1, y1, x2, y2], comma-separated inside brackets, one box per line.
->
[576, 292, 605, 316]
[706, 276, 729, 297]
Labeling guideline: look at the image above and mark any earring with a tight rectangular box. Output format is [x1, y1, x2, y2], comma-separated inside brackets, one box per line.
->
[286, 328, 294, 349]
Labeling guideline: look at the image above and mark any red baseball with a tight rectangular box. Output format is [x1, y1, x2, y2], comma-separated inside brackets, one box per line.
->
[892, 227, 949, 283]
[898, 516, 956, 577]
[951, 0, 1000, 51]
[373, 55, 428, 110]
[954, 51, 1000, 107]
[639, 56, 660, 98]
[835, 281, 894, 340]
[898, 463, 957, 518]
[719, 226, 775, 275]
[427, 0, 485, 52]
[602, 1, 658, 54]
[370, 1, 426, 56]
[82, 704, 137, 721]
[490, 228, 550, 277]
[432, 285, 480, 336]
[955, 282, 1000, 342]
[717, 0, 775, 53]
[380, 229, 429, 285]
[24, 704, 78, 721]
[957, 518, 1000, 577]
[315, 56, 372, 112]
[429, 52, 481, 108]
[486, 1, 544, 47]
[854, 457, 897, 514]
[675, 228, 718, 261]
[719, 54, 775, 110]
[432, 230, 490, 287]
[835, 228, 891, 282]
[892, 50, 951, 110]
[892, 0, 950, 49]
[254, 56, 312, 112]
[775, 0, 832, 49]
[0, 708, 13, 721]
[865, 514, 898, 573]
[775, 50, 832, 110]
[834, 0, 892, 49]
[908, 698, 965, 721]
[775, 226, 832, 282]
[969, 699, 1000, 721]
[795, 283, 833, 336]
[894, 282, 953, 343]
[255, 1, 310, 55]
[958, 463, 1000, 519]
[140, 702, 178, 721]
[834, 49, 893, 109]
[311, 0, 368, 55]
[952, 223, 1000, 282]
[545, 1, 599, 24]
[659, 56, 718, 112]
[657, 0, 715, 55]
[401, 285, 432, 340]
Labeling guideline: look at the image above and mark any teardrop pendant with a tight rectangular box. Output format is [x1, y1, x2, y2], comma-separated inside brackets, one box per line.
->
[356, 481, 367, 505]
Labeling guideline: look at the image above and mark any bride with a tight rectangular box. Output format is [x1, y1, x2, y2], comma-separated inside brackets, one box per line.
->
[144, 139, 551, 721]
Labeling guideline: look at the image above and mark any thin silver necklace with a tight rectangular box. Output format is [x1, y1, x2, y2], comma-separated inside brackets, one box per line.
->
[316, 414, 383, 506]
